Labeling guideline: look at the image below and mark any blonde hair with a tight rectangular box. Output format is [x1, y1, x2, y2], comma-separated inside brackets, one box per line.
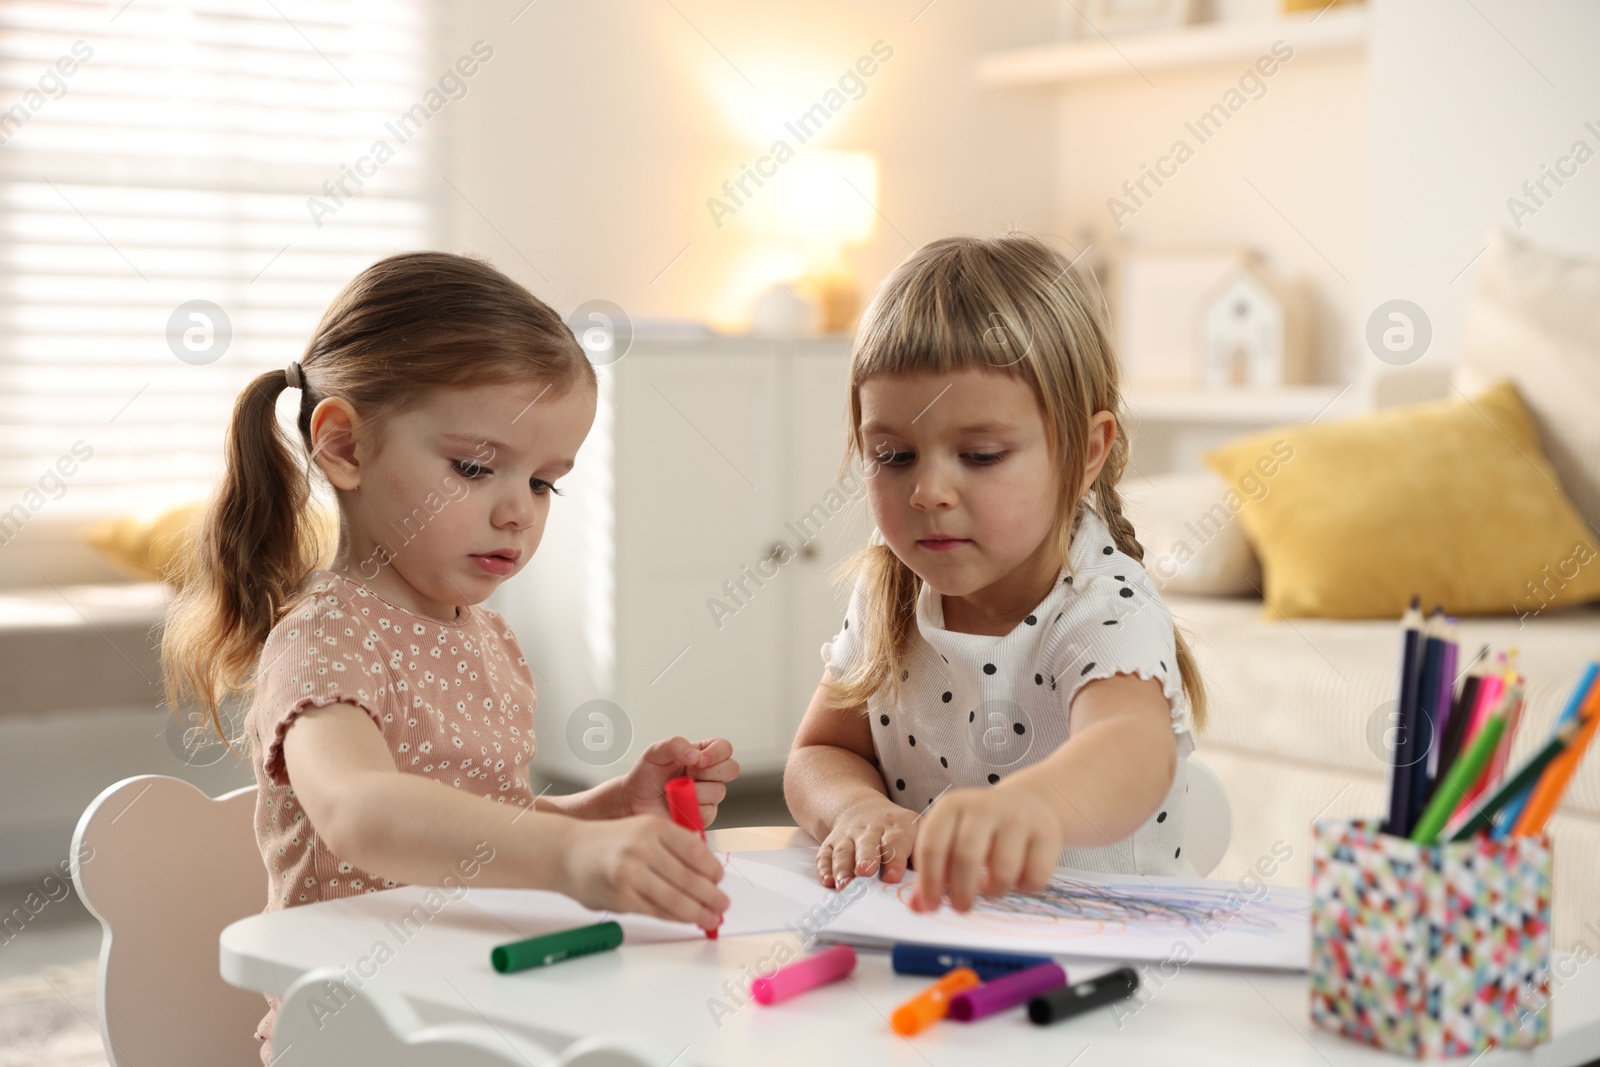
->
[161, 252, 595, 752]
[828, 232, 1207, 730]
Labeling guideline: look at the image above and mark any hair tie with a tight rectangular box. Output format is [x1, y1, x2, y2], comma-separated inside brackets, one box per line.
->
[284, 361, 303, 390]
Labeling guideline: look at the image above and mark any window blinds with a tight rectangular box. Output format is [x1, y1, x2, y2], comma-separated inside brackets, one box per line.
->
[0, 0, 438, 525]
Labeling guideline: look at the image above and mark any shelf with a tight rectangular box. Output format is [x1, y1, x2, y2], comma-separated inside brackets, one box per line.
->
[975, 7, 1369, 88]
[1123, 384, 1345, 424]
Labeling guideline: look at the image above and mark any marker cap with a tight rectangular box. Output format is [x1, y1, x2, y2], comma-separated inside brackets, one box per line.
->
[890, 967, 980, 1036]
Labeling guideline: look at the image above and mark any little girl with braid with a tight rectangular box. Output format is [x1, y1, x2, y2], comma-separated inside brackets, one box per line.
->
[161, 252, 737, 1063]
[785, 233, 1208, 913]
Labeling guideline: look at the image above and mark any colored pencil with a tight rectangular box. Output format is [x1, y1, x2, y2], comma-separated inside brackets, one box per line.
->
[1384, 596, 1425, 836]
[1512, 672, 1600, 836]
[1498, 662, 1600, 837]
[1434, 646, 1489, 800]
[1483, 671, 1526, 794]
[1428, 622, 1459, 783]
[1411, 700, 1512, 844]
[1451, 715, 1588, 841]
[1553, 661, 1599, 731]
[1405, 607, 1446, 835]
[1457, 664, 1519, 815]
[1446, 662, 1506, 823]
[1471, 658, 1508, 740]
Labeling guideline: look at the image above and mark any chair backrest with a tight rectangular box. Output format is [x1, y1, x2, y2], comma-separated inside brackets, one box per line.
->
[1184, 756, 1233, 877]
[70, 774, 266, 1067]
[274, 965, 673, 1066]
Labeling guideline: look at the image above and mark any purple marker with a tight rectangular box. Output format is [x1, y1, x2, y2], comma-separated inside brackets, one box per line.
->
[948, 961, 1067, 1022]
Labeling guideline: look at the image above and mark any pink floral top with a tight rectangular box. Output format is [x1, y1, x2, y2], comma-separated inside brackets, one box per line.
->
[242, 569, 539, 1063]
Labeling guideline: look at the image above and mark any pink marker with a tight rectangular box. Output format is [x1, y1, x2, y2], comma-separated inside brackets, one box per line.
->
[751, 945, 857, 1005]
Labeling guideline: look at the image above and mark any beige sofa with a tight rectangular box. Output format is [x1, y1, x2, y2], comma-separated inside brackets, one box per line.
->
[1129, 231, 1600, 953]
[1169, 592, 1599, 954]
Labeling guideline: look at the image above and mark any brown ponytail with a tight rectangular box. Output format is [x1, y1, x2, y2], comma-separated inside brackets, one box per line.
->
[161, 252, 594, 749]
[161, 371, 328, 756]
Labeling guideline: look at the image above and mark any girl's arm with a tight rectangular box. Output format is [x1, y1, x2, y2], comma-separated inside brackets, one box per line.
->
[281, 703, 729, 928]
[536, 737, 739, 823]
[532, 782, 626, 821]
[1009, 672, 1178, 844]
[909, 672, 1176, 912]
[784, 672, 917, 887]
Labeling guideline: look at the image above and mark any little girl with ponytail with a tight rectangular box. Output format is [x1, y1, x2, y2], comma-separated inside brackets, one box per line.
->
[161, 252, 738, 1063]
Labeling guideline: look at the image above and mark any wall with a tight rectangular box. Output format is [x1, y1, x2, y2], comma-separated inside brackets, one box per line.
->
[437, 0, 1059, 331]
[1364, 0, 1600, 378]
[1049, 9, 1369, 385]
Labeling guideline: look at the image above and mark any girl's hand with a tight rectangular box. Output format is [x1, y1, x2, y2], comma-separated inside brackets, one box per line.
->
[816, 797, 918, 889]
[617, 736, 740, 826]
[559, 814, 728, 931]
[908, 783, 1063, 913]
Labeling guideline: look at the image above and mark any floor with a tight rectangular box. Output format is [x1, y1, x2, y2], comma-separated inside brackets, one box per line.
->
[0, 777, 795, 1067]
[0, 873, 105, 1067]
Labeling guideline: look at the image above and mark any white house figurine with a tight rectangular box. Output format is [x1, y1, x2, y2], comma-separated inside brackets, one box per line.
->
[1200, 265, 1306, 386]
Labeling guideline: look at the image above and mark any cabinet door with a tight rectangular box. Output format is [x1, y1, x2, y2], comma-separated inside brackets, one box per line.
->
[786, 348, 866, 726]
[614, 350, 790, 772]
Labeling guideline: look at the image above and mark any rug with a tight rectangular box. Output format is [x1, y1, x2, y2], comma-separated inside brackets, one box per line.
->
[0, 959, 107, 1067]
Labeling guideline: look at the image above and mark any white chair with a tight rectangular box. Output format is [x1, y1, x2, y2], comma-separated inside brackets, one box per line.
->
[71, 775, 674, 1067]
[1184, 756, 1233, 877]
[274, 965, 672, 1066]
[70, 774, 267, 1067]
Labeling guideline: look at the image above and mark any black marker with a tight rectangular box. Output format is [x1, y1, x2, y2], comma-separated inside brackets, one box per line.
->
[1027, 967, 1139, 1025]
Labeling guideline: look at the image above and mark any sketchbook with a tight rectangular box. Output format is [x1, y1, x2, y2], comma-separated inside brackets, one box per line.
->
[732, 846, 1312, 972]
[466, 845, 1310, 971]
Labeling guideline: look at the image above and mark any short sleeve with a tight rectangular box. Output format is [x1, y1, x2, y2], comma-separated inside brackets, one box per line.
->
[480, 606, 539, 697]
[819, 582, 866, 680]
[249, 601, 388, 788]
[1049, 567, 1195, 757]
[482, 606, 525, 665]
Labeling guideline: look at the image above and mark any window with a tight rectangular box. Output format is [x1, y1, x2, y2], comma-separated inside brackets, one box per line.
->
[0, 0, 438, 540]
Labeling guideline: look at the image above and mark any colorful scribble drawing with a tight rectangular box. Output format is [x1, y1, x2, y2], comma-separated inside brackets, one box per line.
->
[882, 876, 1298, 939]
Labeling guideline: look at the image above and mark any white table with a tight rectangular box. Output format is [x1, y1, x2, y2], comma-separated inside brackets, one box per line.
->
[221, 826, 1600, 1066]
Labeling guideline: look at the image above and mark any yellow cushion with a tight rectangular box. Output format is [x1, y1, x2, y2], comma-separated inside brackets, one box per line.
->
[87, 501, 338, 587]
[1202, 380, 1600, 619]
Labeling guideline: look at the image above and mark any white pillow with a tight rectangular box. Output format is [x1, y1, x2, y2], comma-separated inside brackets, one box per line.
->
[1455, 230, 1600, 534]
[1119, 471, 1262, 597]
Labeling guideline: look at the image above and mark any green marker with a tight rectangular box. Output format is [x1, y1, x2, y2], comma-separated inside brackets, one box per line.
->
[1410, 712, 1506, 844]
[491, 920, 623, 974]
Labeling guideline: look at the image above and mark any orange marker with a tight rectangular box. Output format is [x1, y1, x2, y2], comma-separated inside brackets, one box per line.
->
[891, 967, 981, 1036]
[1513, 678, 1600, 836]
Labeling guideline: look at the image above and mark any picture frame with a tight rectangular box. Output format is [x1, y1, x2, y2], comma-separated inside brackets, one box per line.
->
[1108, 244, 1253, 387]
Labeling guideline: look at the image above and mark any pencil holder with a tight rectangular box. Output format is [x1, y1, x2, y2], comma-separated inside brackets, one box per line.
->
[1308, 818, 1553, 1060]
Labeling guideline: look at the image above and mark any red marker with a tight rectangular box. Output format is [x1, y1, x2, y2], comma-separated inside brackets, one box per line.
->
[665, 775, 720, 939]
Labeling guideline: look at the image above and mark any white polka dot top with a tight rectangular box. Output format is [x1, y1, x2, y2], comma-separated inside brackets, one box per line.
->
[821, 504, 1198, 876]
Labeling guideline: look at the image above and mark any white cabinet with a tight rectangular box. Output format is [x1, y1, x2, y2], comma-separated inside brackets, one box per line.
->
[491, 337, 866, 787]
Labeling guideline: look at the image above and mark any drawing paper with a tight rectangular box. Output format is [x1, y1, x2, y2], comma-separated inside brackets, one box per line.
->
[737, 846, 1311, 972]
